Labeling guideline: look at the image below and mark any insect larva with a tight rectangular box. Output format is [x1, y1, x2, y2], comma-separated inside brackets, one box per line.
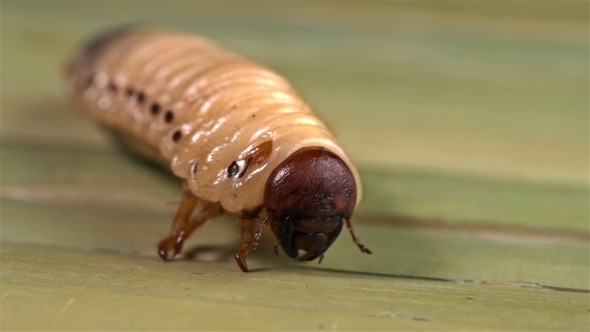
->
[63, 26, 371, 272]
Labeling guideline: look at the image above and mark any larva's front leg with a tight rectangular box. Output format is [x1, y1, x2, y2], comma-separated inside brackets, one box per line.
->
[234, 219, 256, 272]
[158, 183, 222, 261]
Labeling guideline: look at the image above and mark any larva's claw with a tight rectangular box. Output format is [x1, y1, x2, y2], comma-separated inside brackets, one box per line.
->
[234, 252, 249, 272]
[158, 232, 184, 261]
[157, 243, 169, 262]
[359, 245, 372, 255]
[173, 231, 185, 257]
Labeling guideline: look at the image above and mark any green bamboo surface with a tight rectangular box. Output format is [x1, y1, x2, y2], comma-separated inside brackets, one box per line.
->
[1, 1, 589, 331]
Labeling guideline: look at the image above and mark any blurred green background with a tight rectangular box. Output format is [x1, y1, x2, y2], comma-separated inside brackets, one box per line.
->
[1, 1, 588, 331]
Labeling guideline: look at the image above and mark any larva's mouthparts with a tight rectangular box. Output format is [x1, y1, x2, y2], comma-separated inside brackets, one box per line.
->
[264, 147, 356, 260]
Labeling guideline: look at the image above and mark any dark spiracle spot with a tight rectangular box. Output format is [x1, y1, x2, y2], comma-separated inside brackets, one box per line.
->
[126, 87, 134, 97]
[191, 163, 198, 175]
[136, 92, 145, 104]
[165, 110, 174, 123]
[108, 82, 118, 92]
[84, 75, 94, 88]
[172, 130, 182, 142]
[227, 161, 239, 177]
[150, 103, 161, 115]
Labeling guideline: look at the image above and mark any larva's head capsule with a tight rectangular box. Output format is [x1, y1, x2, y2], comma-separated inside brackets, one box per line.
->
[264, 147, 357, 261]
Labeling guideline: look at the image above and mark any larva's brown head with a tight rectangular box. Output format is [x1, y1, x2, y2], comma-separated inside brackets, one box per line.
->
[264, 147, 356, 261]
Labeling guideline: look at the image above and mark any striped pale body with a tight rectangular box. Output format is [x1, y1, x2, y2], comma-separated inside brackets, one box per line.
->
[64, 27, 361, 215]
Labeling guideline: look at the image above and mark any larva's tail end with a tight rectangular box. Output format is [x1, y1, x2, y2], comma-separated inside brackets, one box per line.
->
[61, 23, 151, 98]
[77, 24, 139, 66]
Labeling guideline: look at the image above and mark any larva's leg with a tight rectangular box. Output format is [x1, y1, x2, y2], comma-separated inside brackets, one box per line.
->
[158, 185, 198, 261]
[344, 217, 373, 255]
[177, 203, 222, 253]
[234, 219, 256, 272]
[157, 185, 221, 261]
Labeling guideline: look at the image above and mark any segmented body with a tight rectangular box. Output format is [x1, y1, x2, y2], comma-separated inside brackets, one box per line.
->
[64, 27, 362, 215]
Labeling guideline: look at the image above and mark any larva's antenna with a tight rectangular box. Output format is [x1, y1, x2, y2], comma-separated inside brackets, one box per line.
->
[252, 215, 271, 251]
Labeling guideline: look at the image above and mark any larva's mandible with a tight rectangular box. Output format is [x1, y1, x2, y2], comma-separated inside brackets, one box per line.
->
[64, 26, 371, 272]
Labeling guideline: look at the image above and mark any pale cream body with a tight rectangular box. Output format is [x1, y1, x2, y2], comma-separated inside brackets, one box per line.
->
[65, 28, 362, 214]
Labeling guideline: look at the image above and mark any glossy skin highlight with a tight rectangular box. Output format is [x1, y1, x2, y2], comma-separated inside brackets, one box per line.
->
[64, 26, 371, 272]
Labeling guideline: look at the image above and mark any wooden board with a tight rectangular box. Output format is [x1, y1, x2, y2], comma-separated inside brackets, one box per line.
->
[2, 243, 588, 331]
